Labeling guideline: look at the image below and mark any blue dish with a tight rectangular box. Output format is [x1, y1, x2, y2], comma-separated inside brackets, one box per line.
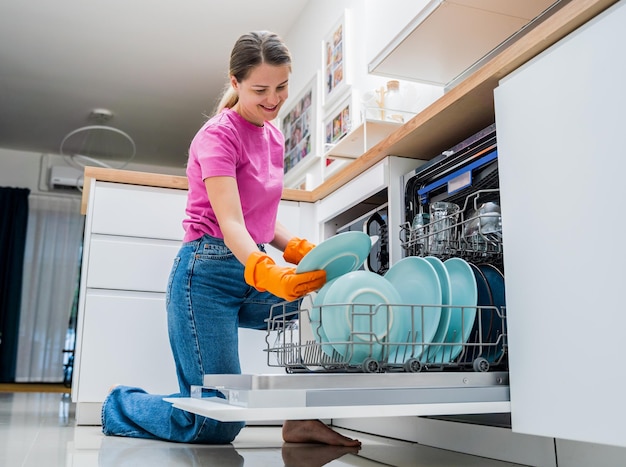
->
[384, 257, 442, 362]
[296, 231, 372, 281]
[429, 258, 477, 364]
[478, 264, 506, 363]
[460, 263, 494, 363]
[320, 270, 402, 364]
[421, 256, 452, 362]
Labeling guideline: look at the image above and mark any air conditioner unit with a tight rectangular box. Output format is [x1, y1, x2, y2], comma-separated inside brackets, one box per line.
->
[48, 165, 84, 190]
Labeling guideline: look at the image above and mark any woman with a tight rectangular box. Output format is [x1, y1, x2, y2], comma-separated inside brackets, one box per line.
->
[102, 31, 361, 447]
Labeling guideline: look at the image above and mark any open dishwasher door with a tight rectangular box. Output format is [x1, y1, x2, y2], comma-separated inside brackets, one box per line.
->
[166, 296, 509, 422]
[165, 372, 509, 422]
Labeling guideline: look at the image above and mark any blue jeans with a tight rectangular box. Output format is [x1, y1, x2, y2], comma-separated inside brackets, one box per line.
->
[101, 234, 285, 443]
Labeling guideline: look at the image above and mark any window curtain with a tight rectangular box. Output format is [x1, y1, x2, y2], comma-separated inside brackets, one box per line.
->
[0, 187, 30, 382]
[15, 195, 84, 382]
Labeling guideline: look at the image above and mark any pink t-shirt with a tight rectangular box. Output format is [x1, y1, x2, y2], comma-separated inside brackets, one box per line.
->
[182, 108, 284, 244]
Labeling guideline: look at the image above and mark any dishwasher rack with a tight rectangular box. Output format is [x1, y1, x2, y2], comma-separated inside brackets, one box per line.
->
[400, 189, 503, 266]
[265, 300, 507, 374]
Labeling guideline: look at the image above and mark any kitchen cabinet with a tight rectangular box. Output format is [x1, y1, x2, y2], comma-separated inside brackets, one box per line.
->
[494, 0, 626, 448]
[368, 0, 559, 88]
[72, 175, 303, 424]
[72, 180, 186, 424]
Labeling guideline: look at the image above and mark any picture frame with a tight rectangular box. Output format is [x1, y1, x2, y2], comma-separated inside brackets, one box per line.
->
[279, 74, 319, 175]
[322, 11, 350, 109]
[323, 94, 352, 150]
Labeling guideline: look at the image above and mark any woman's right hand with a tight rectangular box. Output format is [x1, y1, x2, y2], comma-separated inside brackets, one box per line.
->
[244, 251, 326, 301]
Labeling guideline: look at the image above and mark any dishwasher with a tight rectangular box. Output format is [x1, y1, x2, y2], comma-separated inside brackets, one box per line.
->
[165, 124, 510, 422]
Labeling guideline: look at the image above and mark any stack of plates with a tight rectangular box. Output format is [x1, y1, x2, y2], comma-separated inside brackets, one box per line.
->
[383, 257, 441, 363]
[425, 258, 478, 364]
[315, 270, 402, 364]
[299, 232, 500, 366]
[299, 231, 378, 362]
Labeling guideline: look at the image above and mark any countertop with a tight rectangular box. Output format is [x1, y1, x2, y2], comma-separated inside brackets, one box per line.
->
[80, 166, 311, 214]
[81, 0, 616, 216]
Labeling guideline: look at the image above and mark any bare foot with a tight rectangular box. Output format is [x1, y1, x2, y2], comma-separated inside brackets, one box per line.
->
[282, 443, 360, 467]
[282, 420, 361, 446]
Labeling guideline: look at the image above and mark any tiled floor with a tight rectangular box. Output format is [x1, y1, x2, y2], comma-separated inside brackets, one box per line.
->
[0, 391, 525, 466]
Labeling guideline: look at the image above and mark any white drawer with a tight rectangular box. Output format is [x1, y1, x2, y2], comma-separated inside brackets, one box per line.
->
[91, 181, 187, 240]
[86, 235, 180, 292]
[74, 289, 178, 402]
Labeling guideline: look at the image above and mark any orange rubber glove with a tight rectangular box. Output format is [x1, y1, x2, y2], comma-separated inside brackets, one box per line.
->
[282, 237, 316, 265]
[244, 251, 326, 301]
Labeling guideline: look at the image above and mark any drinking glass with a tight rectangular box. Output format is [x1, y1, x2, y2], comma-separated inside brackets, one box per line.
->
[429, 202, 460, 253]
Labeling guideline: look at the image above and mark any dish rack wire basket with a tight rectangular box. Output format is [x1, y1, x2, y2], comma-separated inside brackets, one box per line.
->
[265, 300, 507, 374]
[400, 189, 503, 267]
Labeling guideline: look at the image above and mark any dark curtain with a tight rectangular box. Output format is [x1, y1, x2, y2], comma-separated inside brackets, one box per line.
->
[0, 187, 30, 382]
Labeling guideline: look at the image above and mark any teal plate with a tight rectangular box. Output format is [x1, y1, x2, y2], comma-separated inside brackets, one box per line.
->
[319, 270, 402, 364]
[296, 231, 372, 281]
[384, 257, 442, 363]
[421, 256, 452, 362]
[430, 258, 477, 364]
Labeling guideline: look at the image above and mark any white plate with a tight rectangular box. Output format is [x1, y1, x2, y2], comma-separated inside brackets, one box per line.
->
[296, 232, 372, 281]
[384, 257, 442, 362]
[319, 271, 402, 364]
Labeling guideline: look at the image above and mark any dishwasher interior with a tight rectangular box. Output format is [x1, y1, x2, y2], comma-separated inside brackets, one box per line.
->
[265, 124, 507, 375]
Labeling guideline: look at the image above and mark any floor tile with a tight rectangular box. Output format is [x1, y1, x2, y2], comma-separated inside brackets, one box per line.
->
[0, 391, 527, 466]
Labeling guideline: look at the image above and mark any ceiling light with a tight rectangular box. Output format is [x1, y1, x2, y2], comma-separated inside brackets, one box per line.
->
[59, 108, 136, 170]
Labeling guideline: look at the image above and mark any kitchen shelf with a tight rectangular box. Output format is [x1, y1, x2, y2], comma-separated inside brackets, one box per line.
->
[324, 119, 404, 160]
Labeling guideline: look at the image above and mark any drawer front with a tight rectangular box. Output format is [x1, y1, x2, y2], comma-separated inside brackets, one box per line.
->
[91, 182, 187, 240]
[86, 235, 180, 292]
[75, 290, 178, 401]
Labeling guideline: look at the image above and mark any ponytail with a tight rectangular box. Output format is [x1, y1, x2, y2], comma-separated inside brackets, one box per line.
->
[214, 85, 238, 115]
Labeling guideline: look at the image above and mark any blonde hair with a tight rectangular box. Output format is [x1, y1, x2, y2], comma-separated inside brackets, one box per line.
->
[214, 31, 292, 115]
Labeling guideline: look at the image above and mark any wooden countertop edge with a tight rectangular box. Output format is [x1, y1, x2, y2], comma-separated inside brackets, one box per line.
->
[80, 167, 189, 214]
[80, 0, 615, 215]
[80, 167, 314, 214]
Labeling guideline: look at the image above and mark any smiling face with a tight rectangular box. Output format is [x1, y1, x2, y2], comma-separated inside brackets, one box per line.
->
[231, 63, 290, 126]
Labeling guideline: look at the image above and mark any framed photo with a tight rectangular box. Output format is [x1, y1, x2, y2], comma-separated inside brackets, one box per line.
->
[322, 11, 350, 108]
[323, 95, 352, 149]
[279, 74, 319, 174]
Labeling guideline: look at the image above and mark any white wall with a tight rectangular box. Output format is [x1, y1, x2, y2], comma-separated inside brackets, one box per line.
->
[282, 0, 443, 188]
[1, 2, 442, 195]
[285, 0, 442, 108]
[0, 148, 185, 196]
[364, 0, 431, 65]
